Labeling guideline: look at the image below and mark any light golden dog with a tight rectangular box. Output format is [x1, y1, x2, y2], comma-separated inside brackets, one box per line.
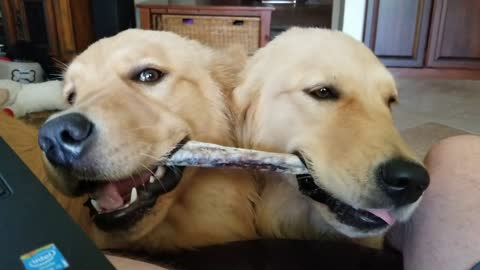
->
[232, 28, 430, 243]
[36, 29, 258, 252]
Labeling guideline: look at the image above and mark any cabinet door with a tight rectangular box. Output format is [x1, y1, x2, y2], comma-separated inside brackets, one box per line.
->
[3, 0, 31, 42]
[363, 0, 432, 67]
[52, 0, 75, 59]
[42, 0, 60, 57]
[426, 0, 480, 69]
[1, 0, 60, 56]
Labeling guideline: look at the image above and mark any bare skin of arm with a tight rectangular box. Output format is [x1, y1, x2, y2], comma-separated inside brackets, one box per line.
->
[389, 135, 480, 270]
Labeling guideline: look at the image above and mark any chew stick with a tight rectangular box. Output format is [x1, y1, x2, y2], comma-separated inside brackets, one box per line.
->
[166, 141, 308, 175]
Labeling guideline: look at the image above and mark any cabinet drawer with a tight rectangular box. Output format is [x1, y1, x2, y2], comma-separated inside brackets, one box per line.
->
[160, 14, 260, 54]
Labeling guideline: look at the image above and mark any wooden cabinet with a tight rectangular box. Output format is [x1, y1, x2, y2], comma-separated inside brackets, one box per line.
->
[363, 0, 432, 67]
[426, 0, 480, 69]
[0, 0, 95, 61]
[364, 0, 480, 77]
[270, 2, 331, 39]
[137, 0, 273, 51]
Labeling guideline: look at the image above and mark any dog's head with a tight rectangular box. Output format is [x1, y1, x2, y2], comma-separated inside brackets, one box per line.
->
[38, 30, 238, 239]
[233, 28, 429, 238]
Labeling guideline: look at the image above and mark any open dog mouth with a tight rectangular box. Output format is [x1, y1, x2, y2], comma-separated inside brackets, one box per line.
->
[83, 165, 184, 231]
[60, 140, 396, 232]
[80, 141, 309, 231]
[81, 140, 187, 231]
[165, 143, 395, 231]
[295, 155, 395, 231]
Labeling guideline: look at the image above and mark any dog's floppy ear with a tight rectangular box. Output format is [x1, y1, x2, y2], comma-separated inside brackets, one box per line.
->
[211, 45, 248, 94]
[0, 88, 9, 106]
[231, 50, 265, 128]
[232, 80, 260, 125]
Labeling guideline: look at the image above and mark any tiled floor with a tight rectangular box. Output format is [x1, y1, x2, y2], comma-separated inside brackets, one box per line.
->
[393, 79, 480, 134]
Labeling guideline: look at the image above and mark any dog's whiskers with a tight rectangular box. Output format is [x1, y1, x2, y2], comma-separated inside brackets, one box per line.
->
[133, 167, 145, 190]
[139, 152, 167, 162]
[296, 175, 313, 180]
[52, 57, 68, 67]
[49, 73, 65, 77]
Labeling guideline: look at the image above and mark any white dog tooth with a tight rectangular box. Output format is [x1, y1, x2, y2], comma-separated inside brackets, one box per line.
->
[90, 199, 102, 213]
[155, 166, 166, 178]
[149, 176, 155, 183]
[119, 202, 131, 210]
[130, 187, 138, 203]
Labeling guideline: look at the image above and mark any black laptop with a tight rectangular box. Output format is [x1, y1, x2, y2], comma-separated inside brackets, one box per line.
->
[0, 137, 116, 270]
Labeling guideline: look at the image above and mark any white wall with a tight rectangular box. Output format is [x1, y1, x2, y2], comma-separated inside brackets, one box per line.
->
[134, 0, 149, 28]
[341, 0, 366, 41]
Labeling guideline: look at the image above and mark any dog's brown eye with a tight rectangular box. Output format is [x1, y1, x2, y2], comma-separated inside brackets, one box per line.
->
[134, 68, 164, 83]
[307, 86, 339, 101]
[66, 90, 76, 105]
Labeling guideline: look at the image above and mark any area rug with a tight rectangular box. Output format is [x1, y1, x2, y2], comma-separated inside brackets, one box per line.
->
[400, 122, 472, 159]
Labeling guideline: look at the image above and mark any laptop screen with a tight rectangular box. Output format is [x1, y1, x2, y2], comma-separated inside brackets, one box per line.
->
[0, 137, 116, 270]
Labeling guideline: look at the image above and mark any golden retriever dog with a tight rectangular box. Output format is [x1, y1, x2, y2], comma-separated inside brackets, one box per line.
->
[232, 28, 430, 244]
[36, 29, 258, 252]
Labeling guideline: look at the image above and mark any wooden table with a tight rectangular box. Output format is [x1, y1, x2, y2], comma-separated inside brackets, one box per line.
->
[137, 0, 274, 47]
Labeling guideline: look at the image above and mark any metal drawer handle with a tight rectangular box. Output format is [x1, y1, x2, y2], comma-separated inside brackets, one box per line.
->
[182, 18, 194, 24]
[233, 20, 244, 26]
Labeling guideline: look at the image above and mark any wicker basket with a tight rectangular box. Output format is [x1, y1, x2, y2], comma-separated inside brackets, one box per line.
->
[161, 15, 260, 54]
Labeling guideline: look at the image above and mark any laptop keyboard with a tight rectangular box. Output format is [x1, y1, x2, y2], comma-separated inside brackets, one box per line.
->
[0, 175, 8, 197]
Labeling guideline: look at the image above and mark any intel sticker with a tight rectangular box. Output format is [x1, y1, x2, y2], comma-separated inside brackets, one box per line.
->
[20, 244, 69, 270]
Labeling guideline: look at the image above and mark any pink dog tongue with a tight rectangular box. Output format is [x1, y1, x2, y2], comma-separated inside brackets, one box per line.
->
[366, 209, 396, 225]
[94, 183, 124, 211]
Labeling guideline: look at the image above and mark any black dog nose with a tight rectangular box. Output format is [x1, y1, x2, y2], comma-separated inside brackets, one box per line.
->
[378, 158, 430, 207]
[38, 113, 94, 167]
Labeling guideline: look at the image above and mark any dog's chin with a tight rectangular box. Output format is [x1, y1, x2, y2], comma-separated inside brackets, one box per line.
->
[313, 207, 390, 238]
[293, 153, 393, 237]
[296, 173, 390, 231]
[44, 139, 188, 231]
[48, 163, 185, 231]
[323, 200, 420, 238]
[296, 173, 421, 238]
